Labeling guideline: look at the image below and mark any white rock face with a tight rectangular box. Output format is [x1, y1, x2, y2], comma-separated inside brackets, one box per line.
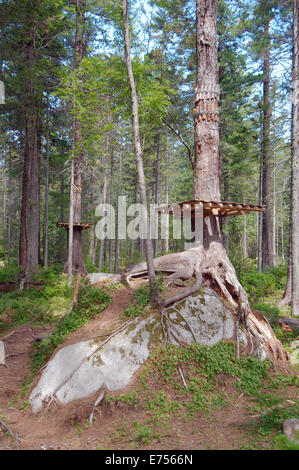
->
[30, 289, 236, 413]
[87, 273, 122, 285]
[165, 289, 235, 346]
[30, 315, 162, 413]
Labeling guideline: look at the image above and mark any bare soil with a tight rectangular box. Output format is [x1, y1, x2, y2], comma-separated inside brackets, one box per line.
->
[0, 282, 297, 451]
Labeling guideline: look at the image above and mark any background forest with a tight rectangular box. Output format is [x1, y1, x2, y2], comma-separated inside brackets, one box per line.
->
[0, 0, 295, 313]
[0, 0, 299, 452]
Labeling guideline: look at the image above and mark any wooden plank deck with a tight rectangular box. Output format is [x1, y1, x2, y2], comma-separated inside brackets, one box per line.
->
[56, 222, 93, 230]
[157, 199, 265, 218]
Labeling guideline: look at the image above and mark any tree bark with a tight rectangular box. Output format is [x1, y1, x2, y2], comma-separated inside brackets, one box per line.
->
[291, 0, 299, 316]
[98, 152, 108, 272]
[115, 143, 123, 274]
[125, 0, 287, 363]
[63, 0, 87, 277]
[109, 149, 114, 273]
[261, 19, 274, 269]
[43, 114, 49, 269]
[19, 37, 40, 273]
[153, 128, 161, 258]
[122, 0, 160, 305]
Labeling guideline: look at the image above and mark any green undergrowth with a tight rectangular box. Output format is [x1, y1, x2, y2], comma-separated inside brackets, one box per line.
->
[105, 341, 298, 448]
[272, 324, 299, 347]
[14, 280, 112, 403]
[30, 280, 112, 375]
[122, 285, 151, 318]
[0, 269, 73, 330]
[236, 397, 299, 450]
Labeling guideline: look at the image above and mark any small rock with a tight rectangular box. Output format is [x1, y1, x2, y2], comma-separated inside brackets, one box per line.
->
[282, 418, 299, 444]
[0, 341, 5, 366]
[87, 272, 122, 285]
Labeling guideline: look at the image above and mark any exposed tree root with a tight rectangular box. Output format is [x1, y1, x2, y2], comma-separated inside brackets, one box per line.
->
[125, 244, 288, 363]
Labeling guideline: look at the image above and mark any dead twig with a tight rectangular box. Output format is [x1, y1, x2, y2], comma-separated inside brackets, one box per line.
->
[178, 365, 188, 388]
[89, 389, 106, 425]
[0, 417, 20, 450]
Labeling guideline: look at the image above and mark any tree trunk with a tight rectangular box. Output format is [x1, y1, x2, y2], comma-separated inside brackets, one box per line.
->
[63, 0, 87, 277]
[43, 118, 49, 269]
[243, 195, 248, 258]
[19, 38, 40, 273]
[153, 129, 161, 258]
[124, 0, 287, 363]
[98, 153, 108, 272]
[67, 161, 74, 288]
[291, 0, 299, 316]
[109, 150, 114, 273]
[261, 20, 274, 269]
[115, 143, 123, 274]
[164, 137, 169, 253]
[122, 0, 160, 305]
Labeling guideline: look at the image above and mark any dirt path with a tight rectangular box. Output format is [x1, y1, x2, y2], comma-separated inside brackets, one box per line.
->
[0, 283, 297, 450]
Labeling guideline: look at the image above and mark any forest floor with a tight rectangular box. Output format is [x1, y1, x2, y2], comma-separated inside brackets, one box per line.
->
[0, 281, 298, 451]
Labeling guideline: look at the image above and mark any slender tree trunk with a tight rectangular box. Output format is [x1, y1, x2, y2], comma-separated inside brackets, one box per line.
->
[59, 177, 65, 263]
[243, 195, 248, 258]
[109, 150, 114, 272]
[67, 161, 75, 288]
[281, 193, 285, 261]
[122, 0, 159, 305]
[258, 120, 263, 272]
[88, 173, 96, 264]
[64, 0, 87, 276]
[43, 120, 49, 268]
[98, 153, 108, 272]
[129, 174, 137, 267]
[115, 143, 123, 274]
[261, 20, 274, 268]
[153, 129, 161, 257]
[273, 155, 277, 266]
[164, 137, 169, 253]
[291, 0, 299, 316]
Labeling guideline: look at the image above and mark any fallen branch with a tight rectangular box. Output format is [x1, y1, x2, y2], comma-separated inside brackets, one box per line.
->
[0, 417, 20, 450]
[89, 388, 106, 425]
[178, 366, 188, 388]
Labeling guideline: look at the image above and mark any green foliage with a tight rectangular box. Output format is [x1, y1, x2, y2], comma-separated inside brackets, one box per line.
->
[240, 271, 276, 302]
[257, 403, 299, 435]
[150, 342, 272, 396]
[252, 303, 281, 316]
[106, 340, 297, 449]
[0, 265, 22, 283]
[122, 285, 151, 318]
[272, 325, 299, 347]
[31, 282, 112, 374]
[106, 391, 139, 407]
[133, 421, 153, 445]
[0, 271, 71, 329]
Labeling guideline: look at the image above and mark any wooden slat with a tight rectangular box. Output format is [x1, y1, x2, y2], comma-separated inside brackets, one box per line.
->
[157, 198, 265, 218]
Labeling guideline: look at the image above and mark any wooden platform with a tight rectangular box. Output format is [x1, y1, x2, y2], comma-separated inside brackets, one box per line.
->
[157, 199, 265, 218]
[56, 222, 93, 230]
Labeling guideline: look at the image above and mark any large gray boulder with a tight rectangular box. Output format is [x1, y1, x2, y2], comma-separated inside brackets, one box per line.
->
[30, 289, 238, 413]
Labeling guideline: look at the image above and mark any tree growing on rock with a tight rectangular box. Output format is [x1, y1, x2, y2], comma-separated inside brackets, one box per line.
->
[125, 0, 287, 363]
